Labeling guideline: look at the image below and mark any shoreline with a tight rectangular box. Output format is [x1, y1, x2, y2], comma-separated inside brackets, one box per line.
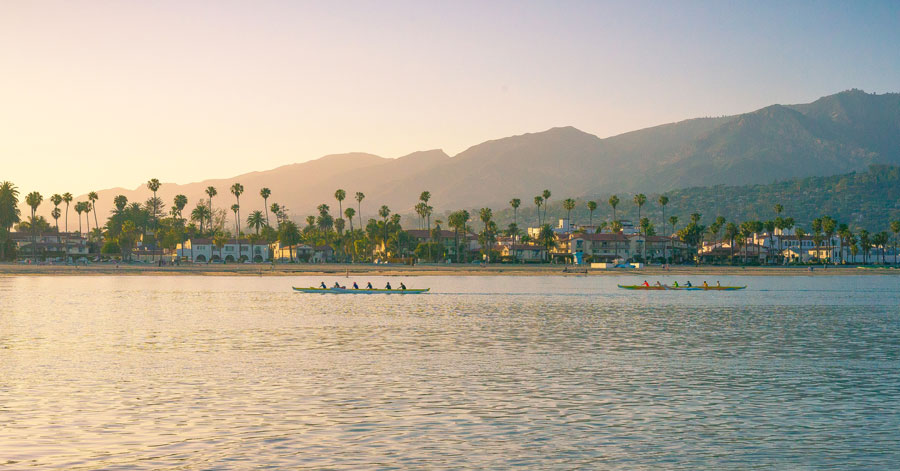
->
[1, 263, 897, 277]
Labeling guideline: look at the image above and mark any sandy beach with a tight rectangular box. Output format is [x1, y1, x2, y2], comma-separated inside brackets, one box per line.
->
[1, 262, 897, 277]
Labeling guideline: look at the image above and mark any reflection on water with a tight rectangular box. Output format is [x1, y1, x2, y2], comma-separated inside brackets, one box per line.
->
[1, 275, 899, 469]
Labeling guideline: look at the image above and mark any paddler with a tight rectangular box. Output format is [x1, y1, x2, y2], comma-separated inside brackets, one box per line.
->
[703, 281, 709, 288]
[400, 282, 407, 290]
[366, 282, 374, 289]
[642, 280, 650, 287]
[320, 281, 327, 289]
[353, 282, 359, 289]
[385, 282, 392, 290]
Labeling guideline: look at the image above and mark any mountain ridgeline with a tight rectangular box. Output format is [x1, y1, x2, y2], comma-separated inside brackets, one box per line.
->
[69, 89, 899, 222]
[488, 165, 900, 235]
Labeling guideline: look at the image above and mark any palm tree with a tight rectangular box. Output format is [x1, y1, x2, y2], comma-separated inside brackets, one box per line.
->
[724, 222, 738, 264]
[247, 210, 265, 235]
[608, 195, 619, 224]
[25, 192, 43, 261]
[51, 208, 61, 233]
[334, 189, 346, 228]
[378, 205, 391, 257]
[213, 231, 227, 263]
[230, 183, 244, 258]
[610, 220, 623, 262]
[419, 191, 432, 244]
[509, 198, 521, 242]
[668, 215, 679, 264]
[874, 231, 890, 265]
[191, 203, 210, 233]
[534, 196, 543, 227]
[633, 193, 646, 225]
[562, 198, 576, 232]
[113, 195, 128, 212]
[74, 202, 84, 235]
[205, 186, 217, 230]
[88, 191, 100, 237]
[891, 221, 900, 265]
[355, 192, 365, 230]
[658, 195, 668, 242]
[0, 182, 21, 261]
[83, 201, 92, 240]
[260, 188, 272, 226]
[146, 178, 161, 224]
[278, 220, 301, 263]
[344, 207, 356, 231]
[270, 203, 282, 226]
[542, 189, 551, 225]
[448, 209, 470, 263]
[587, 201, 597, 230]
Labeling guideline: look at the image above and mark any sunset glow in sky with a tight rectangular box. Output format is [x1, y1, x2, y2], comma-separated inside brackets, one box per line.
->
[2, 0, 898, 196]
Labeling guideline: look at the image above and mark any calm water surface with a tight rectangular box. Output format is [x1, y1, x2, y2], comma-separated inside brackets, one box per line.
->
[1, 275, 899, 469]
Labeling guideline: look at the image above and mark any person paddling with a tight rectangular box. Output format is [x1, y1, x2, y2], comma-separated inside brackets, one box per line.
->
[642, 280, 650, 287]
[400, 282, 407, 290]
[385, 282, 392, 290]
[353, 282, 359, 289]
[366, 282, 373, 289]
[685, 281, 692, 287]
[320, 281, 327, 289]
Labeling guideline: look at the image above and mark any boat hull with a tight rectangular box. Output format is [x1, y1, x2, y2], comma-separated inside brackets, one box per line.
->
[293, 287, 430, 294]
[618, 285, 745, 291]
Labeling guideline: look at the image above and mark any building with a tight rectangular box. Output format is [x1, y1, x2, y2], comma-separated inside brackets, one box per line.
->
[10, 232, 90, 261]
[499, 244, 546, 263]
[556, 232, 688, 263]
[176, 238, 271, 263]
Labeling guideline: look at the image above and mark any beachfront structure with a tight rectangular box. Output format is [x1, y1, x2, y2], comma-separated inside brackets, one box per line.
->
[556, 233, 689, 263]
[498, 244, 547, 263]
[528, 219, 636, 239]
[271, 242, 334, 263]
[176, 238, 271, 263]
[10, 232, 90, 262]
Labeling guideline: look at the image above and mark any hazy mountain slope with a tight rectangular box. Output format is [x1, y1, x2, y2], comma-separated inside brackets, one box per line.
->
[55, 89, 899, 225]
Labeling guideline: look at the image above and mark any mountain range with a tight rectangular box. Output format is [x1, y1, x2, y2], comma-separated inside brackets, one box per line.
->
[65, 89, 899, 223]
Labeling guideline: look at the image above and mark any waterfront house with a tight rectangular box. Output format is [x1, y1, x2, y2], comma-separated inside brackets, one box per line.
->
[176, 238, 271, 263]
[11, 232, 90, 262]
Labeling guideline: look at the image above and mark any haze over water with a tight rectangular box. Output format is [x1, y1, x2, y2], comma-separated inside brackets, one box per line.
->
[2, 275, 899, 469]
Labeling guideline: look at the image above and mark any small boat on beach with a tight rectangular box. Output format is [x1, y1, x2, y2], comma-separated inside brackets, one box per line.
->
[618, 284, 746, 291]
[293, 287, 430, 294]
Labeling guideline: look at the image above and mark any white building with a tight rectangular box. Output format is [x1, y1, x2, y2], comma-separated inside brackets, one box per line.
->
[176, 238, 270, 263]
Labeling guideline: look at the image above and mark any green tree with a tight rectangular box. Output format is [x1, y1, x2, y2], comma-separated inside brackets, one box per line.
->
[633, 193, 646, 226]
[562, 198, 576, 230]
[542, 189, 551, 225]
[510, 198, 521, 240]
[205, 186, 217, 230]
[587, 200, 597, 229]
[610, 220, 623, 262]
[278, 220, 301, 263]
[537, 224, 556, 263]
[0, 182, 21, 260]
[378, 205, 391, 257]
[191, 203, 210, 233]
[260, 188, 271, 226]
[334, 189, 346, 232]
[355, 192, 365, 231]
[344, 207, 356, 231]
[247, 210, 266, 235]
[533, 195, 543, 227]
[448, 209, 470, 263]
[873, 231, 890, 265]
[668, 215, 679, 264]
[230, 183, 244, 258]
[891, 220, 900, 265]
[88, 191, 100, 238]
[25, 191, 43, 261]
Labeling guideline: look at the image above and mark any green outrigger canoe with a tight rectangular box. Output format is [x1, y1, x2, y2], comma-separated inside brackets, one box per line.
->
[293, 286, 430, 294]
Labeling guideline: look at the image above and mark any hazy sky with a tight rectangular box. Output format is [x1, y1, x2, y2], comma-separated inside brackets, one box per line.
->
[2, 0, 898, 196]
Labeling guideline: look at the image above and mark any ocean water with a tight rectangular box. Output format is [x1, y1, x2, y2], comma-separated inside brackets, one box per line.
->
[1, 275, 898, 469]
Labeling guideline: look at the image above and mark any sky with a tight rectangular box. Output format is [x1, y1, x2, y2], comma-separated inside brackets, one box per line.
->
[2, 0, 899, 197]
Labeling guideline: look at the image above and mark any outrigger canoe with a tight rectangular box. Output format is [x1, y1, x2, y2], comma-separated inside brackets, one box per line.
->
[618, 284, 745, 291]
[293, 287, 430, 294]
